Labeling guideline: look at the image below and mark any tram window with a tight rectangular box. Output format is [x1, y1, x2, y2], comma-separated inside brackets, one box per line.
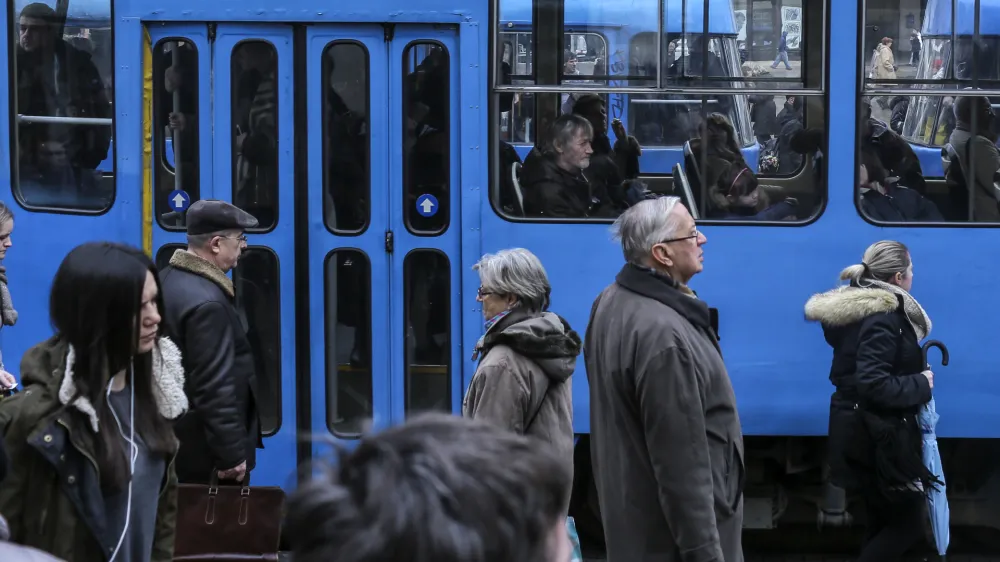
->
[9, 1, 115, 212]
[231, 41, 278, 231]
[498, 31, 610, 145]
[322, 42, 370, 235]
[862, 0, 1000, 224]
[491, 0, 828, 223]
[403, 42, 451, 235]
[324, 249, 372, 436]
[232, 247, 282, 435]
[154, 243, 185, 269]
[403, 250, 451, 415]
[153, 39, 200, 230]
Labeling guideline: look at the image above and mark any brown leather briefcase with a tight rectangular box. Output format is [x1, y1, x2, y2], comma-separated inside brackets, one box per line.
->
[173, 477, 286, 562]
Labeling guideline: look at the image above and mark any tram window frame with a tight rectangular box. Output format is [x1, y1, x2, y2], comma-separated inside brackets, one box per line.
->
[323, 248, 374, 438]
[321, 40, 371, 236]
[231, 245, 283, 437]
[152, 37, 200, 230]
[859, 1, 1000, 226]
[498, 30, 611, 145]
[402, 248, 452, 416]
[402, 40, 452, 236]
[8, 2, 117, 215]
[489, 0, 830, 226]
[230, 39, 279, 233]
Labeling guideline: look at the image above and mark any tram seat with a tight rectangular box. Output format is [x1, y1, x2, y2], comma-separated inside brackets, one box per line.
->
[672, 163, 700, 219]
[510, 161, 525, 216]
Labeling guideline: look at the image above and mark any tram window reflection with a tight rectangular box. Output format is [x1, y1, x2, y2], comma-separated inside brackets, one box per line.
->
[403, 250, 451, 415]
[11, 1, 114, 212]
[322, 42, 370, 234]
[864, 0, 1000, 224]
[403, 42, 450, 235]
[324, 250, 372, 436]
[498, 31, 609, 145]
[232, 247, 282, 436]
[231, 41, 279, 231]
[154, 39, 201, 229]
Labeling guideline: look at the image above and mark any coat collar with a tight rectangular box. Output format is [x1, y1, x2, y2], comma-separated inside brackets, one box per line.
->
[169, 249, 234, 298]
[58, 337, 188, 433]
[615, 263, 714, 335]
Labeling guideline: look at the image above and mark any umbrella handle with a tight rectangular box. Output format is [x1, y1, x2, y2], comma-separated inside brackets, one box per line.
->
[922, 340, 949, 367]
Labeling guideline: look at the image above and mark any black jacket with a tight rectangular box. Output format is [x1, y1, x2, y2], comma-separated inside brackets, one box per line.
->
[159, 250, 261, 482]
[585, 265, 744, 562]
[805, 285, 934, 494]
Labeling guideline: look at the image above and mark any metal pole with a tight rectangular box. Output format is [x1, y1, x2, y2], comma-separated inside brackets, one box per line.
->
[171, 42, 183, 192]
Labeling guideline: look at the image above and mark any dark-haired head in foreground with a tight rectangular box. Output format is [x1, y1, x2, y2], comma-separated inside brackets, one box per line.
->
[286, 413, 572, 562]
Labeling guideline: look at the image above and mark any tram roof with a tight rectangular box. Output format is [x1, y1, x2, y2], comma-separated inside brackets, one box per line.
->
[499, 0, 738, 35]
[923, 0, 1000, 36]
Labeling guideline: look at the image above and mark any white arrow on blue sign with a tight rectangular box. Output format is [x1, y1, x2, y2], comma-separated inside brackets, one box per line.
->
[416, 194, 438, 217]
[168, 189, 191, 212]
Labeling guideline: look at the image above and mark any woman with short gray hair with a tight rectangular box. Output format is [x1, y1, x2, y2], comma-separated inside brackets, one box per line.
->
[464, 248, 580, 510]
[805, 240, 936, 562]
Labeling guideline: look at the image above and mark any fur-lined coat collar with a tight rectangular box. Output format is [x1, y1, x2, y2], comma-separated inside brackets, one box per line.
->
[169, 249, 234, 298]
[56, 337, 188, 433]
[804, 285, 900, 327]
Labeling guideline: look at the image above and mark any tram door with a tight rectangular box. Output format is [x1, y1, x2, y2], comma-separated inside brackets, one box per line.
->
[147, 24, 298, 486]
[305, 25, 463, 455]
[146, 22, 462, 485]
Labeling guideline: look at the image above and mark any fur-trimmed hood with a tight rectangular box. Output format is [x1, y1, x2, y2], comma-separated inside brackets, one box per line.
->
[804, 285, 899, 327]
[481, 311, 582, 383]
[21, 336, 188, 434]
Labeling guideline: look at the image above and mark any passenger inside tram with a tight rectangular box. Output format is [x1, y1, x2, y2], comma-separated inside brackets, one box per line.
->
[14, 2, 111, 209]
[858, 145, 943, 222]
[946, 95, 1000, 222]
[684, 113, 759, 218]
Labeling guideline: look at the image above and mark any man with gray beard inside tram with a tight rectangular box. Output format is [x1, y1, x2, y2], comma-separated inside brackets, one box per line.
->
[585, 197, 744, 562]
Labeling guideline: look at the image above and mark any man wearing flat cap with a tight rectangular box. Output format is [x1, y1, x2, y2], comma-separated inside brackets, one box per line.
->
[160, 199, 262, 484]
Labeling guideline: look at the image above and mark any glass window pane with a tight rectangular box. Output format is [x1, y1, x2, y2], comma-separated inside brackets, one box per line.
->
[154, 39, 200, 229]
[231, 41, 278, 231]
[232, 247, 281, 435]
[154, 243, 185, 270]
[404, 250, 451, 415]
[403, 42, 450, 234]
[323, 42, 370, 234]
[11, 0, 114, 212]
[324, 250, 372, 436]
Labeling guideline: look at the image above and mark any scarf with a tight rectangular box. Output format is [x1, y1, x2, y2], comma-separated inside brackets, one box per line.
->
[861, 278, 931, 340]
[471, 309, 513, 361]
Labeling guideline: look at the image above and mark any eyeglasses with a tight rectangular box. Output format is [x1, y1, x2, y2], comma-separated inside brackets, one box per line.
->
[659, 229, 701, 244]
[477, 287, 495, 299]
[221, 234, 248, 243]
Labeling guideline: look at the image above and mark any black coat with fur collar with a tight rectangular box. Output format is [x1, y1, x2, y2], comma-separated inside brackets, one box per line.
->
[805, 285, 934, 494]
[159, 249, 261, 482]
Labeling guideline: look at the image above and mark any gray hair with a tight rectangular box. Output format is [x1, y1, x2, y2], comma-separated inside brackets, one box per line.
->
[187, 229, 240, 249]
[610, 196, 684, 264]
[0, 201, 13, 228]
[473, 248, 551, 312]
[539, 113, 593, 158]
[840, 240, 910, 283]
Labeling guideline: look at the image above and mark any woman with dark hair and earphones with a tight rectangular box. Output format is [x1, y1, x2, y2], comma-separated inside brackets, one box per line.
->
[0, 241, 188, 562]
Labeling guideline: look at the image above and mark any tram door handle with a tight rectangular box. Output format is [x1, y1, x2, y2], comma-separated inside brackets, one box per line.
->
[385, 230, 394, 254]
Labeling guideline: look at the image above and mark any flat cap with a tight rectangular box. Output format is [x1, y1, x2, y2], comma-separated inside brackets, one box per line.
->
[186, 199, 258, 235]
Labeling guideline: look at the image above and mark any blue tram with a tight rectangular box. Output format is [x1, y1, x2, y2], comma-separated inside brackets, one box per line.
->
[3, 0, 1000, 545]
